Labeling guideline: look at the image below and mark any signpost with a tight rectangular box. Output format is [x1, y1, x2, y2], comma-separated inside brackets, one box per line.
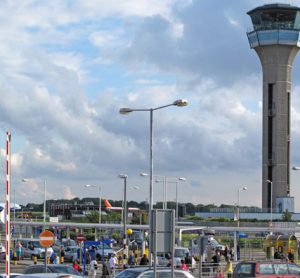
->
[39, 230, 55, 273]
[77, 234, 86, 243]
[77, 234, 86, 264]
[151, 210, 175, 278]
[39, 230, 55, 247]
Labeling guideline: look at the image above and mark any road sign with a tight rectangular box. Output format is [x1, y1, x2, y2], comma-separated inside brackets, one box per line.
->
[151, 209, 175, 253]
[77, 234, 86, 242]
[39, 230, 55, 247]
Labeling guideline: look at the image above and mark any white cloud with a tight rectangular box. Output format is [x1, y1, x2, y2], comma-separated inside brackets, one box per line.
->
[0, 0, 298, 211]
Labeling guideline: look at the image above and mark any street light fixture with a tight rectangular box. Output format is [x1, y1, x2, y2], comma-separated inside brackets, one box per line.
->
[118, 174, 128, 268]
[120, 99, 188, 265]
[22, 178, 47, 230]
[84, 184, 101, 225]
[292, 166, 300, 170]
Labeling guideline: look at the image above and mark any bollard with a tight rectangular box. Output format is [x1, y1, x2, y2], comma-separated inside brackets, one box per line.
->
[33, 255, 37, 264]
[60, 256, 64, 264]
[13, 251, 17, 265]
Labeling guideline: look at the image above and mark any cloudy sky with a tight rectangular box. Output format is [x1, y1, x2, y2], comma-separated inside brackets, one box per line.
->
[2, 0, 300, 210]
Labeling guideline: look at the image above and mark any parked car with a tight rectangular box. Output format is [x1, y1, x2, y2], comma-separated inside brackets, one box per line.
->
[64, 246, 80, 262]
[114, 267, 195, 278]
[207, 237, 225, 251]
[0, 273, 22, 278]
[23, 264, 83, 276]
[87, 243, 114, 260]
[233, 261, 300, 277]
[52, 239, 77, 254]
[0, 243, 5, 253]
[16, 274, 83, 278]
[18, 238, 53, 259]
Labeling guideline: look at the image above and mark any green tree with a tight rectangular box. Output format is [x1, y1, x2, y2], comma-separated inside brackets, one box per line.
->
[282, 209, 292, 222]
[86, 211, 99, 223]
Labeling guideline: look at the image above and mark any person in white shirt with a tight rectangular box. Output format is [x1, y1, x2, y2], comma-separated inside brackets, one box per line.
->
[109, 253, 117, 276]
[89, 259, 98, 278]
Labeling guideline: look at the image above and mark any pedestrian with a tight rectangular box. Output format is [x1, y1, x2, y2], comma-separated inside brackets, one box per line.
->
[288, 249, 294, 262]
[274, 249, 280, 259]
[214, 266, 224, 278]
[140, 254, 149, 266]
[54, 254, 59, 264]
[16, 241, 22, 261]
[229, 247, 234, 260]
[50, 252, 57, 264]
[185, 253, 192, 268]
[180, 259, 189, 271]
[73, 259, 82, 273]
[128, 252, 135, 266]
[60, 246, 65, 264]
[109, 253, 117, 276]
[212, 251, 221, 271]
[224, 245, 228, 260]
[224, 257, 233, 278]
[89, 258, 98, 278]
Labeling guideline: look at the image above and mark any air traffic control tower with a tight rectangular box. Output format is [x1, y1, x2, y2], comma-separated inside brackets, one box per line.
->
[247, 4, 300, 212]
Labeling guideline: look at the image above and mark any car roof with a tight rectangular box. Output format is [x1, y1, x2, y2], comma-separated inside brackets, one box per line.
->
[120, 267, 190, 272]
[27, 264, 73, 269]
[238, 261, 294, 264]
[17, 274, 83, 278]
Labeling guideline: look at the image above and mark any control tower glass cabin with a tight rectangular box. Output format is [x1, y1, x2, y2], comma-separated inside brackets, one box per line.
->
[247, 4, 300, 211]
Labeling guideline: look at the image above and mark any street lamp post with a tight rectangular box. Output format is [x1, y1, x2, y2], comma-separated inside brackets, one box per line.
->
[43, 179, 46, 230]
[13, 189, 16, 225]
[120, 99, 188, 266]
[177, 178, 186, 222]
[234, 186, 247, 261]
[154, 177, 186, 219]
[237, 186, 247, 212]
[22, 178, 47, 230]
[118, 174, 128, 268]
[267, 180, 273, 227]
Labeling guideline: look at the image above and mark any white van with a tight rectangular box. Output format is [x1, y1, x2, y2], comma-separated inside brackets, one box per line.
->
[17, 238, 53, 259]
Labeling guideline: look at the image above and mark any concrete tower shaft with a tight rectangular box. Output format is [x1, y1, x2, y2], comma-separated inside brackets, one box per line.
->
[247, 4, 300, 210]
[257, 45, 298, 209]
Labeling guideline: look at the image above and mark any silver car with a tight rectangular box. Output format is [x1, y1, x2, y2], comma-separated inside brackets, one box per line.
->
[115, 267, 195, 278]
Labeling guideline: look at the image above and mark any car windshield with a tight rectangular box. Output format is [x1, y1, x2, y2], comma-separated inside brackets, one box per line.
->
[49, 266, 81, 275]
[32, 241, 42, 248]
[116, 270, 143, 278]
[174, 249, 188, 258]
[209, 239, 219, 245]
[96, 243, 111, 250]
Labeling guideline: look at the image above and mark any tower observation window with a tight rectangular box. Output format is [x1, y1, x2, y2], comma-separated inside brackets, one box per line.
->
[251, 11, 298, 30]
